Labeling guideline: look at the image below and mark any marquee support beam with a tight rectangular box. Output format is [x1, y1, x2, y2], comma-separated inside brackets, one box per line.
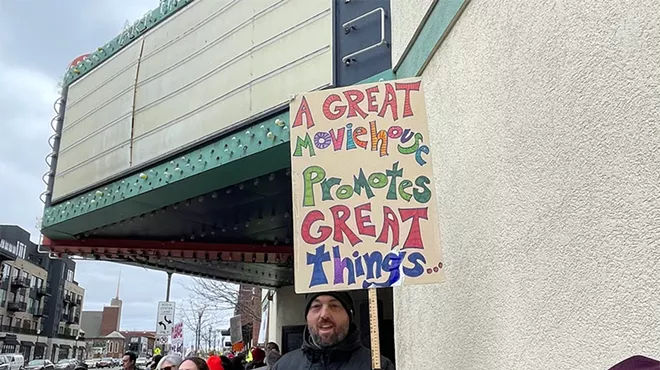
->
[41, 237, 293, 264]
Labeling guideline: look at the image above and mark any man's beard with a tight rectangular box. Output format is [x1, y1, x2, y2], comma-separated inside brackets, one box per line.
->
[309, 321, 348, 348]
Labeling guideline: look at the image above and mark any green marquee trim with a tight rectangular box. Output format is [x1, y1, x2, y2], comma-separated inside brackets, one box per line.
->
[42, 111, 291, 233]
[395, 0, 469, 78]
[63, 0, 195, 87]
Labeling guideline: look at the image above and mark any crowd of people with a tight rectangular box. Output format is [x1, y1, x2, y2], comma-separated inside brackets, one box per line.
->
[68, 289, 660, 370]
[139, 342, 281, 370]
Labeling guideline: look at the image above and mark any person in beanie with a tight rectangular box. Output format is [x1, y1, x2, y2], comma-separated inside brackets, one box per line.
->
[271, 291, 394, 370]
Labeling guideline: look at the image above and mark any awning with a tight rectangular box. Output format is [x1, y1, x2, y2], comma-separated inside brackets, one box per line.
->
[59, 344, 71, 349]
[35, 342, 47, 347]
[1, 335, 19, 346]
[21, 341, 34, 346]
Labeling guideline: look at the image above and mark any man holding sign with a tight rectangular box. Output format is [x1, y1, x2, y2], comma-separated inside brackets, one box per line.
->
[272, 291, 394, 370]
[288, 78, 442, 369]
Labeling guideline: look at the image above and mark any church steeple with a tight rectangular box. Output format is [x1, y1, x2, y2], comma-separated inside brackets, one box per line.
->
[115, 270, 121, 299]
[110, 270, 123, 330]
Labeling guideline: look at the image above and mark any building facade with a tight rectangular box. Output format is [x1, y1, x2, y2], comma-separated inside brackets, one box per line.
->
[121, 331, 155, 357]
[0, 225, 86, 362]
[235, 285, 262, 348]
[80, 287, 123, 359]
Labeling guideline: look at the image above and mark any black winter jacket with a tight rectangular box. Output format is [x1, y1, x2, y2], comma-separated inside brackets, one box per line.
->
[271, 324, 394, 370]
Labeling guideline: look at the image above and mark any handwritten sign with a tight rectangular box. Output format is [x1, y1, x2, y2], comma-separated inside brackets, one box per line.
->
[290, 77, 445, 294]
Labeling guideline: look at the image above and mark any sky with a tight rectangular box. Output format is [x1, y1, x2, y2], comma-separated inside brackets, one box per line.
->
[0, 0, 230, 341]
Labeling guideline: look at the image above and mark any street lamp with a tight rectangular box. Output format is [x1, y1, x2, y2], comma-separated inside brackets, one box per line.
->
[35, 330, 41, 360]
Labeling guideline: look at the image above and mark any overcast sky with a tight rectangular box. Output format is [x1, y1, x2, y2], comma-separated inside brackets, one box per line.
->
[0, 0, 230, 341]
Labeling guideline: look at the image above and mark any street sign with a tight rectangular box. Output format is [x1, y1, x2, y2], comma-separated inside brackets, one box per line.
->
[156, 301, 176, 336]
[229, 315, 242, 344]
[158, 336, 169, 345]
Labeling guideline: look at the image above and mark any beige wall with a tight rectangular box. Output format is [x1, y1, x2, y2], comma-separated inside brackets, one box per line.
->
[53, 0, 333, 201]
[392, 1, 660, 369]
[65, 281, 85, 297]
[268, 286, 306, 346]
[8, 259, 48, 280]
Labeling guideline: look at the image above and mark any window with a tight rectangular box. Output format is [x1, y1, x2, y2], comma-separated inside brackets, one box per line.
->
[15, 319, 21, 328]
[1, 344, 15, 354]
[0, 264, 8, 280]
[16, 241, 26, 259]
[30, 276, 36, 288]
[66, 269, 74, 283]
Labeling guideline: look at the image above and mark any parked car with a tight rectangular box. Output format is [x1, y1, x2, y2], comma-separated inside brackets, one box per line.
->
[135, 358, 148, 369]
[0, 356, 10, 370]
[111, 359, 120, 368]
[83, 360, 96, 369]
[54, 360, 78, 370]
[25, 360, 53, 370]
[5, 355, 25, 370]
[95, 359, 113, 369]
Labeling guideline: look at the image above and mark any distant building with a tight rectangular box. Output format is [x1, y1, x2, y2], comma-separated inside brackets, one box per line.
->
[0, 225, 86, 361]
[235, 285, 261, 347]
[81, 277, 124, 359]
[120, 331, 155, 357]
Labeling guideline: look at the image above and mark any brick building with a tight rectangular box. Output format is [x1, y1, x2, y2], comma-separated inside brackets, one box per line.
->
[235, 285, 261, 347]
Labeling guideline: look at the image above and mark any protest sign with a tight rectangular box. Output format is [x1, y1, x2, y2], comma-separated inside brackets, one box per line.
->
[289, 78, 445, 293]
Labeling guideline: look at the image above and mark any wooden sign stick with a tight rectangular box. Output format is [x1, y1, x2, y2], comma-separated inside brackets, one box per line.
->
[369, 288, 381, 370]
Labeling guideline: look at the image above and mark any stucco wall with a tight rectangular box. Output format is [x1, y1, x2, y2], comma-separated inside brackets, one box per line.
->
[393, 1, 660, 369]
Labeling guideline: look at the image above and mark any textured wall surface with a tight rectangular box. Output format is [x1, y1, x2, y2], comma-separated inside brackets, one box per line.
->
[393, 0, 660, 369]
[391, 0, 435, 68]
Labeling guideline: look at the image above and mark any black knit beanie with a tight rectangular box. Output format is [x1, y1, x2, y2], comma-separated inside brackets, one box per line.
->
[304, 291, 354, 321]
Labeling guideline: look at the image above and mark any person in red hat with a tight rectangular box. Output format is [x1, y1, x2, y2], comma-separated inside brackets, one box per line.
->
[206, 352, 224, 370]
[246, 348, 266, 369]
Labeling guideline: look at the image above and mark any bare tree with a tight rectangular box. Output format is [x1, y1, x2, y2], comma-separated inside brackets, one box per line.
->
[178, 295, 231, 353]
[186, 279, 262, 323]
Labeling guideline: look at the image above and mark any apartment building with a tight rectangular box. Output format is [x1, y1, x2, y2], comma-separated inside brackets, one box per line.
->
[0, 225, 86, 361]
